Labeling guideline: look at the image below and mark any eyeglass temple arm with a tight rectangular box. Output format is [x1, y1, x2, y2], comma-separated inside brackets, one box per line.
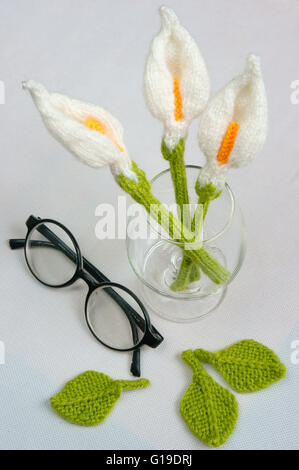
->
[9, 237, 163, 347]
[9, 238, 142, 376]
[9, 239, 26, 249]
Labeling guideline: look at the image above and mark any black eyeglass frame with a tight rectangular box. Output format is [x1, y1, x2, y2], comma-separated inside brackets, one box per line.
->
[10, 215, 163, 375]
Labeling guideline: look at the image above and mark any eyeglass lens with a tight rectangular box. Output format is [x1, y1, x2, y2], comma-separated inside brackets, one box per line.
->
[86, 285, 147, 350]
[25, 222, 78, 286]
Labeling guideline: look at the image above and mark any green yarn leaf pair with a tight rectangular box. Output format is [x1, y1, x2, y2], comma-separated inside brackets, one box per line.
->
[180, 340, 286, 447]
[51, 371, 150, 426]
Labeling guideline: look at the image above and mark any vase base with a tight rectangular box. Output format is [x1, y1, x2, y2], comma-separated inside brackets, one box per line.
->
[138, 280, 227, 323]
[142, 240, 226, 298]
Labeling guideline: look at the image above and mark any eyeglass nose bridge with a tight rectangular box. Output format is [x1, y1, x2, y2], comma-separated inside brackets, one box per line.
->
[78, 268, 98, 289]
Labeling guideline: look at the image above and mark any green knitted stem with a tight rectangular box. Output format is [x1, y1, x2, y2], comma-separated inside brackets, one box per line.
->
[202, 200, 210, 221]
[173, 199, 209, 290]
[175, 184, 221, 289]
[117, 162, 231, 285]
[117, 379, 150, 390]
[161, 139, 190, 227]
[162, 138, 201, 291]
[171, 204, 204, 291]
[194, 348, 216, 365]
[170, 255, 194, 292]
[181, 350, 209, 377]
[189, 261, 201, 283]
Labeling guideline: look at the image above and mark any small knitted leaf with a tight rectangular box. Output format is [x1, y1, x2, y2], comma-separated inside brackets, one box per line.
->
[50, 371, 122, 426]
[50, 371, 150, 426]
[195, 340, 286, 393]
[180, 350, 238, 448]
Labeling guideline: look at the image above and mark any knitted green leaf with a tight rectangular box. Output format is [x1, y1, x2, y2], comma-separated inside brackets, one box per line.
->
[180, 350, 238, 448]
[50, 371, 150, 426]
[195, 340, 286, 393]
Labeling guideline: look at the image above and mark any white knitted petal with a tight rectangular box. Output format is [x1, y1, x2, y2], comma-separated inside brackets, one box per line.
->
[198, 54, 268, 168]
[144, 7, 210, 147]
[23, 80, 134, 177]
[144, 11, 174, 124]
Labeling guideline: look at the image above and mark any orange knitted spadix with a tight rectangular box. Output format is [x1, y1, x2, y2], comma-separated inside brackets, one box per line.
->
[217, 121, 239, 165]
[85, 117, 124, 152]
[173, 77, 183, 121]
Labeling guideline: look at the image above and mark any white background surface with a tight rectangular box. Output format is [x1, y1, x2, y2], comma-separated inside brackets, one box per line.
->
[0, 0, 298, 450]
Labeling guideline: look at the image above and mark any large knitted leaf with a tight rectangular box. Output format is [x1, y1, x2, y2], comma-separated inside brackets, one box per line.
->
[195, 340, 286, 393]
[51, 371, 149, 426]
[180, 350, 238, 448]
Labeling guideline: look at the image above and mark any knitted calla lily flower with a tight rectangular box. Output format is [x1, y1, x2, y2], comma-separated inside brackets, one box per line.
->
[144, 6, 210, 149]
[197, 54, 268, 191]
[23, 80, 136, 180]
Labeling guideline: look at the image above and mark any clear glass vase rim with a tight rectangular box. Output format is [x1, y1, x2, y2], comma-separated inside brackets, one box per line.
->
[148, 164, 235, 245]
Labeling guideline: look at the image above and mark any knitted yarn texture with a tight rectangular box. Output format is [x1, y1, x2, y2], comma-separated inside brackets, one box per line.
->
[23, 9, 268, 294]
[176, 58, 268, 289]
[23, 80, 136, 180]
[145, 7, 211, 291]
[170, 254, 201, 292]
[180, 350, 238, 448]
[116, 162, 231, 285]
[23, 79, 231, 286]
[194, 339, 286, 393]
[197, 54, 268, 192]
[51, 371, 150, 426]
[144, 7, 210, 150]
[161, 138, 189, 226]
[161, 137, 204, 290]
[180, 341, 286, 447]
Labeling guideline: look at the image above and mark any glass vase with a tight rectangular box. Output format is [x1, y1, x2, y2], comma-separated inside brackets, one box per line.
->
[126, 165, 246, 322]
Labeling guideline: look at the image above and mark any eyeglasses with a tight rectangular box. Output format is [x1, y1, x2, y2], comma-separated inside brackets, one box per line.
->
[9, 215, 163, 377]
